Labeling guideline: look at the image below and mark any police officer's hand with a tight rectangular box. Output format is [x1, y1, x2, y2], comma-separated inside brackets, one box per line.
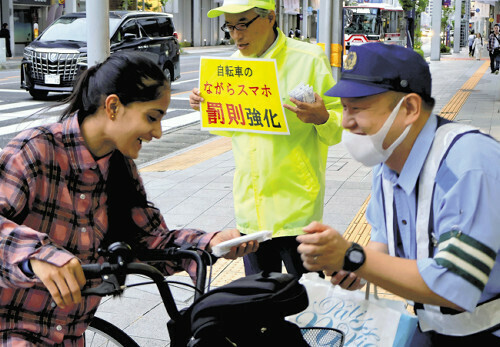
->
[30, 258, 86, 309]
[296, 221, 350, 274]
[208, 229, 259, 260]
[189, 88, 204, 111]
[329, 270, 366, 291]
[283, 93, 330, 125]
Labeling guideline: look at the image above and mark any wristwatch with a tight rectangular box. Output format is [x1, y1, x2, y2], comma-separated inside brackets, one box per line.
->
[343, 242, 366, 272]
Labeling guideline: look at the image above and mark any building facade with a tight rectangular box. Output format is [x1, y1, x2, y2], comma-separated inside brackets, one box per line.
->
[1, 0, 84, 56]
[1, 0, 500, 57]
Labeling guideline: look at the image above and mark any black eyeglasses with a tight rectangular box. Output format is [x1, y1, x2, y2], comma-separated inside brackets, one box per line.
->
[221, 15, 260, 33]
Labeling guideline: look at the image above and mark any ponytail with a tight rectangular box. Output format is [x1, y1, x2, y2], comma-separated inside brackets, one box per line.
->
[58, 51, 168, 124]
[60, 64, 100, 123]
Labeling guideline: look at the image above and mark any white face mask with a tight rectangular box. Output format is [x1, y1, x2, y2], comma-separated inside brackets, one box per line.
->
[342, 97, 411, 167]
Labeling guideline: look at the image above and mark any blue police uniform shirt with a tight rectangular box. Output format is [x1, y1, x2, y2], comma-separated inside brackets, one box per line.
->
[367, 114, 500, 313]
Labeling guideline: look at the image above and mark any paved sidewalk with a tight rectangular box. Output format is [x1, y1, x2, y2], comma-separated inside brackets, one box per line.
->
[0, 56, 21, 70]
[92, 48, 500, 346]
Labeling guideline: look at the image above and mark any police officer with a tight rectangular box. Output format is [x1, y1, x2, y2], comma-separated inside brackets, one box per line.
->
[297, 43, 500, 345]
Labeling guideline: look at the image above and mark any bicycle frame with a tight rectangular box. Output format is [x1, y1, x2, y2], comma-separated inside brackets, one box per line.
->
[80, 243, 345, 346]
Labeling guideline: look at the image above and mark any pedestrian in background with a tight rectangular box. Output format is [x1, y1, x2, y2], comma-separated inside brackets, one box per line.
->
[189, 0, 343, 277]
[297, 43, 500, 345]
[487, 23, 500, 74]
[468, 30, 475, 57]
[295, 27, 301, 39]
[0, 23, 11, 57]
[0, 51, 256, 345]
[473, 32, 484, 60]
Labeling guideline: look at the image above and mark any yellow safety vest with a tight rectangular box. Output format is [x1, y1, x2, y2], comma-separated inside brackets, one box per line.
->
[213, 28, 342, 237]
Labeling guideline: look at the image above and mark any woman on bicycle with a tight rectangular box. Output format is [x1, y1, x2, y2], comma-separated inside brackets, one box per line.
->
[0, 51, 257, 345]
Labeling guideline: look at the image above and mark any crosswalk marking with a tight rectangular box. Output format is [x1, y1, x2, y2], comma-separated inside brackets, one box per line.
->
[0, 88, 28, 93]
[161, 111, 200, 131]
[0, 115, 60, 136]
[0, 101, 200, 138]
[172, 78, 198, 86]
[0, 101, 45, 111]
[0, 104, 66, 120]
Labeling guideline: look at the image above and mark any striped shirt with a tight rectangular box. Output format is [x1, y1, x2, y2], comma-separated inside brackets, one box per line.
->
[0, 114, 214, 345]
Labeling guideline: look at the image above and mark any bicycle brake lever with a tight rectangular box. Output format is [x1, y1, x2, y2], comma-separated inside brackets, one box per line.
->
[81, 274, 124, 297]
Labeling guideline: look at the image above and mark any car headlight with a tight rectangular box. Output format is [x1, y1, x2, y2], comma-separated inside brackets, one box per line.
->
[77, 54, 88, 66]
[23, 47, 33, 60]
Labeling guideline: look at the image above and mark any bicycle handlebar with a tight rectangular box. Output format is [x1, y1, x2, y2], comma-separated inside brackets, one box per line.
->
[136, 247, 207, 292]
[80, 243, 209, 321]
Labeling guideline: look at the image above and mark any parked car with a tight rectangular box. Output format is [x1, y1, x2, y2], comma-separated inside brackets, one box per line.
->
[21, 11, 180, 99]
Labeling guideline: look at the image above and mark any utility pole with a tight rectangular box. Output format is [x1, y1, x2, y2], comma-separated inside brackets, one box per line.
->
[87, 0, 109, 67]
[407, 6, 416, 48]
[430, 0, 442, 60]
[453, 0, 462, 53]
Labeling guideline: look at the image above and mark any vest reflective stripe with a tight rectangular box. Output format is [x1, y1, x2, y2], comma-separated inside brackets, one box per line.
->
[384, 123, 477, 259]
[382, 178, 395, 257]
[383, 122, 500, 336]
[415, 123, 477, 258]
[417, 299, 500, 336]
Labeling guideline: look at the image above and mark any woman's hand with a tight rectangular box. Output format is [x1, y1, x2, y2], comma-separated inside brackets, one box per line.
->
[30, 258, 86, 309]
[208, 229, 259, 259]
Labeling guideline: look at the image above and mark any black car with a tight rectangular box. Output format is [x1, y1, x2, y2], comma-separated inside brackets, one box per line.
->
[21, 11, 180, 99]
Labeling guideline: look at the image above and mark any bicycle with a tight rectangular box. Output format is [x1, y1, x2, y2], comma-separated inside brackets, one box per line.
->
[81, 242, 345, 346]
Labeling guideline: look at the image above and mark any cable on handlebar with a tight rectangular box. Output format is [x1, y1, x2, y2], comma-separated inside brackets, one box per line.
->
[111, 278, 204, 295]
[197, 248, 214, 293]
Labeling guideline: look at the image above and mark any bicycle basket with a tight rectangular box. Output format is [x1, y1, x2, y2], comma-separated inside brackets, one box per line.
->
[300, 327, 344, 347]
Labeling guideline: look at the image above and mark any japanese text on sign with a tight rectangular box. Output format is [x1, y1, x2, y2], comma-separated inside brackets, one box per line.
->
[199, 57, 289, 135]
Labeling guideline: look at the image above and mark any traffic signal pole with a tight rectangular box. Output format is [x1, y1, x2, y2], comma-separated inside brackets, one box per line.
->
[318, 0, 343, 81]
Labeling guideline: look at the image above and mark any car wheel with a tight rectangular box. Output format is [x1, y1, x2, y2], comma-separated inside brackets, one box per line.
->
[29, 89, 49, 100]
[163, 68, 172, 87]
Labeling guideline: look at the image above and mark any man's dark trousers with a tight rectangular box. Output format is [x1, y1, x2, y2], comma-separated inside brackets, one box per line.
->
[489, 50, 500, 72]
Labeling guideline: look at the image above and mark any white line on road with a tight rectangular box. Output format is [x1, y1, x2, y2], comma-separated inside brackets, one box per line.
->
[0, 89, 29, 93]
[0, 104, 65, 119]
[0, 115, 59, 136]
[162, 111, 200, 131]
[0, 108, 199, 137]
[171, 95, 190, 101]
[172, 78, 198, 86]
[0, 100, 46, 111]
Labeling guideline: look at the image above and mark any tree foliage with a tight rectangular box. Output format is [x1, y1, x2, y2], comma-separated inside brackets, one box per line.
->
[399, 0, 429, 14]
[120, 0, 169, 11]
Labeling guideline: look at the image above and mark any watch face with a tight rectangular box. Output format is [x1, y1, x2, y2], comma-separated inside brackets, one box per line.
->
[349, 250, 363, 263]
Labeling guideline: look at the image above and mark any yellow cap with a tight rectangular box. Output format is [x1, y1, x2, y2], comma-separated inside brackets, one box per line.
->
[207, 0, 276, 18]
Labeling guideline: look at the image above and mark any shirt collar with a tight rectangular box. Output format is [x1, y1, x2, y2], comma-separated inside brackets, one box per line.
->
[382, 114, 437, 195]
[234, 27, 284, 59]
[259, 28, 282, 58]
[62, 113, 108, 175]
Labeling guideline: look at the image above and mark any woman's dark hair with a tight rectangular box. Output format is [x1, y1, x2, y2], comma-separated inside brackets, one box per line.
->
[61, 52, 169, 251]
[102, 151, 152, 251]
[60, 51, 169, 123]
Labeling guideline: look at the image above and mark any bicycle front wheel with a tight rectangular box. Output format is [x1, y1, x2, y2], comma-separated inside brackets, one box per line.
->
[86, 317, 140, 347]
